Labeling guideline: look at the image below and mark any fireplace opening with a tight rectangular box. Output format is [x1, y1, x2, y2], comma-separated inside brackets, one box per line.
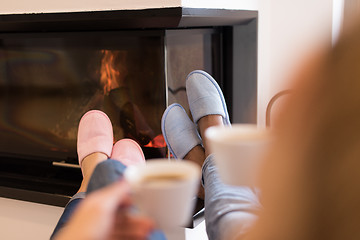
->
[0, 31, 167, 159]
[0, 28, 220, 201]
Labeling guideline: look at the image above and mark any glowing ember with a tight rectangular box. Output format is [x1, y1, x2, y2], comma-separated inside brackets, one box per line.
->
[144, 134, 166, 148]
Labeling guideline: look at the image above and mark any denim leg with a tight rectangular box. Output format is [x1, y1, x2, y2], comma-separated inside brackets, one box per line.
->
[87, 159, 127, 193]
[50, 159, 166, 240]
[50, 192, 85, 239]
[202, 154, 262, 240]
[49, 159, 125, 239]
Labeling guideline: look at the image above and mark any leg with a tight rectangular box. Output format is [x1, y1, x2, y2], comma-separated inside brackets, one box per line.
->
[161, 107, 223, 199]
[197, 115, 223, 158]
[183, 115, 223, 199]
[51, 139, 145, 239]
[51, 152, 108, 239]
[87, 138, 145, 193]
[162, 70, 230, 200]
[186, 71, 261, 240]
[78, 152, 108, 193]
[183, 145, 206, 199]
[51, 110, 114, 239]
[84, 140, 166, 240]
[161, 104, 205, 199]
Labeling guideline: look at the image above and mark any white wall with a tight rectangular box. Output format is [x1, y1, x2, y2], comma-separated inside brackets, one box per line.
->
[333, 0, 344, 43]
[257, 0, 333, 126]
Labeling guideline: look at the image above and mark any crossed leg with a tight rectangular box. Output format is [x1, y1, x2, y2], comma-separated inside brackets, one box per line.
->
[183, 115, 223, 199]
[77, 152, 108, 193]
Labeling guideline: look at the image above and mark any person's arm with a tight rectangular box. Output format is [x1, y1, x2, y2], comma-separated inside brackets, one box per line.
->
[202, 155, 262, 240]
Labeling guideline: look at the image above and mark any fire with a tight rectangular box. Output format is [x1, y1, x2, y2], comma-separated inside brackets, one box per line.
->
[144, 134, 167, 148]
[100, 50, 122, 94]
[100, 50, 166, 150]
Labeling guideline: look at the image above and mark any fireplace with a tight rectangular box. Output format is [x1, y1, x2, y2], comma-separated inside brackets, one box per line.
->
[0, 8, 258, 211]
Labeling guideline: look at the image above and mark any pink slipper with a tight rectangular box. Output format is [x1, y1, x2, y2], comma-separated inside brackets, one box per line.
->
[110, 139, 146, 166]
[77, 110, 113, 167]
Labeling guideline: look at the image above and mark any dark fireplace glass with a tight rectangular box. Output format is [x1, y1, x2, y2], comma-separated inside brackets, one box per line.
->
[0, 32, 166, 163]
[0, 29, 219, 198]
[165, 29, 218, 116]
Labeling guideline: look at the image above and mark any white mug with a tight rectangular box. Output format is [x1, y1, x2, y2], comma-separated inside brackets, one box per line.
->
[124, 159, 201, 229]
[205, 124, 269, 186]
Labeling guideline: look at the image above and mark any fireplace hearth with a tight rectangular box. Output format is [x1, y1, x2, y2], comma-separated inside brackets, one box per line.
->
[0, 8, 258, 223]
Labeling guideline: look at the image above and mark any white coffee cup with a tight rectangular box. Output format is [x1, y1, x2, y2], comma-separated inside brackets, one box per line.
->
[124, 159, 201, 229]
[205, 124, 269, 186]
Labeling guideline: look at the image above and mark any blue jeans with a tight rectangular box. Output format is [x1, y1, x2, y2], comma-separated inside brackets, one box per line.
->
[202, 155, 262, 240]
[50, 159, 166, 240]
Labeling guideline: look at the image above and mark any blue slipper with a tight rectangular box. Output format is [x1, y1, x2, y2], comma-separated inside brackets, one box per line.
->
[161, 103, 202, 159]
[186, 70, 230, 125]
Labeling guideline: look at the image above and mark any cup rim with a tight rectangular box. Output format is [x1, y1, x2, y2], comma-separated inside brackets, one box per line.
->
[205, 124, 269, 146]
[124, 159, 201, 189]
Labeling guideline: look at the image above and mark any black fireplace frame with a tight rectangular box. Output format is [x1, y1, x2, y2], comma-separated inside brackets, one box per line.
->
[0, 7, 258, 227]
[0, 7, 256, 31]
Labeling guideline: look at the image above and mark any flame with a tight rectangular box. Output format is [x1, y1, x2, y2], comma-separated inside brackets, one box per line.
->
[100, 50, 121, 94]
[144, 134, 167, 148]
